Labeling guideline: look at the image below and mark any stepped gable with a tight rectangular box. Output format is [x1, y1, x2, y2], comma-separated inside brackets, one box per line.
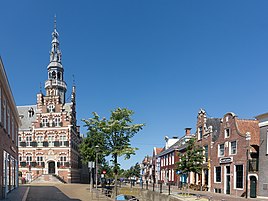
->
[236, 118, 260, 146]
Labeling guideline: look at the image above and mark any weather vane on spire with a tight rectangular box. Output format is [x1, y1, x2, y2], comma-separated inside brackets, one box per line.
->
[54, 14, 57, 30]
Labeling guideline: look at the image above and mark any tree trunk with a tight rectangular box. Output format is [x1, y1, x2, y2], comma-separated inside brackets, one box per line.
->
[114, 154, 118, 198]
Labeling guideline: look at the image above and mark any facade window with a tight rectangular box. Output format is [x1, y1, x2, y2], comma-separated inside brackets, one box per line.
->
[19, 156, 22, 162]
[11, 117, 14, 141]
[36, 156, 43, 166]
[198, 126, 203, 140]
[42, 118, 49, 127]
[47, 104, 55, 113]
[18, 136, 22, 143]
[26, 136, 32, 146]
[59, 135, 66, 146]
[48, 135, 54, 147]
[225, 128, 230, 138]
[7, 106, 10, 135]
[235, 165, 243, 189]
[3, 98, 6, 129]
[54, 117, 61, 127]
[171, 152, 174, 165]
[36, 136, 44, 147]
[204, 145, 208, 162]
[218, 144, 224, 157]
[215, 166, 221, 182]
[230, 141, 237, 155]
[0, 87, 1, 123]
[26, 156, 32, 165]
[60, 156, 67, 166]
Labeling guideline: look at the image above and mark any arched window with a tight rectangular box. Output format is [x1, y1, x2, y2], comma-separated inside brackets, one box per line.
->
[52, 71, 56, 79]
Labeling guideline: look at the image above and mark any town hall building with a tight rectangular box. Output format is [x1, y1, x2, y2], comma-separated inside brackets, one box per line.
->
[17, 20, 82, 183]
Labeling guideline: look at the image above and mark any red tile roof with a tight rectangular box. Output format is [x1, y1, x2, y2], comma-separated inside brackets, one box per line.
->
[236, 119, 260, 146]
[155, 147, 163, 155]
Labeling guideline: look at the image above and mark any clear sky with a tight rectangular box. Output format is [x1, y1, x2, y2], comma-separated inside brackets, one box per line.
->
[1, 1, 268, 169]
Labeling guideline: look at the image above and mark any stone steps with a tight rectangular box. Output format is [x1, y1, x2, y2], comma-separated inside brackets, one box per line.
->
[31, 174, 64, 184]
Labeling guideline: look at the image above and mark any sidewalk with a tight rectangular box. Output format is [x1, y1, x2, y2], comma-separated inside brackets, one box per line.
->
[1, 185, 29, 201]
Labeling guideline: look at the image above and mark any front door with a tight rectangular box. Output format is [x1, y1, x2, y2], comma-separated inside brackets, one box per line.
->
[250, 176, 257, 198]
[226, 166, 230, 194]
[48, 161, 55, 174]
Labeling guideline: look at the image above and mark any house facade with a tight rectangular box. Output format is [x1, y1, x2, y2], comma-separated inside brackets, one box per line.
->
[195, 109, 221, 191]
[255, 112, 268, 199]
[0, 58, 20, 198]
[17, 21, 82, 183]
[210, 112, 259, 198]
[157, 128, 193, 185]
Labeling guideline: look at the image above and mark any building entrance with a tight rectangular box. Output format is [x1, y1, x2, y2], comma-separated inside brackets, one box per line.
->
[48, 161, 55, 174]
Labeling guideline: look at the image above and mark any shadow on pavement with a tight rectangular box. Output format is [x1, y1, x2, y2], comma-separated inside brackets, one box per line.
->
[26, 186, 81, 201]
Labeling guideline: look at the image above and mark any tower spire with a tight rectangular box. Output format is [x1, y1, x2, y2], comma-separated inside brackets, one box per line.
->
[45, 17, 67, 104]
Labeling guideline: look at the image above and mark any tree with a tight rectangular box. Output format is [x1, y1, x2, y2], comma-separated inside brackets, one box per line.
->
[175, 138, 204, 193]
[81, 108, 144, 196]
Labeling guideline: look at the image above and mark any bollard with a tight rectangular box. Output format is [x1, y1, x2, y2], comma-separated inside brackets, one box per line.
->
[146, 180, 148, 190]
[153, 183, 155, 191]
[141, 181, 143, 189]
[160, 183, 163, 193]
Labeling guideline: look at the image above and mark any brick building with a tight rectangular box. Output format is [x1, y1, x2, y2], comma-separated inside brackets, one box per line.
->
[157, 128, 193, 185]
[0, 58, 20, 198]
[17, 20, 82, 183]
[195, 109, 221, 191]
[255, 112, 268, 199]
[210, 112, 259, 198]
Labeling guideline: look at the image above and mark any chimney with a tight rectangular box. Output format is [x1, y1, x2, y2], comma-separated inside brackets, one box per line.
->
[185, 128, 192, 136]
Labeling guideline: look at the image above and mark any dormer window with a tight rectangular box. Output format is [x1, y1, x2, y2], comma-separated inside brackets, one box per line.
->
[47, 104, 55, 113]
[225, 128, 230, 138]
[28, 107, 34, 118]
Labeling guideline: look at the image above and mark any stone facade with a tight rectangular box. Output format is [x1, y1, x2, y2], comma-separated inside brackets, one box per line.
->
[17, 20, 82, 183]
[0, 58, 20, 199]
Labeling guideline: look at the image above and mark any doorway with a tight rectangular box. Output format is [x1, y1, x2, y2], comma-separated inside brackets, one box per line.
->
[250, 176, 257, 198]
[225, 166, 230, 194]
[48, 161, 55, 174]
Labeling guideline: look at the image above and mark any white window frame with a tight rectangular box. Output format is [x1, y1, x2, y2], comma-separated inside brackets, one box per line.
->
[26, 155, 32, 165]
[171, 152, 174, 165]
[54, 117, 61, 127]
[59, 135, 66, 146]
[7, 106, 10, 135]
[230, 141, 237, 155]
[42, 118, 49, 127]
[26, 136, 32, 147]
[11, 117, 14, 141]
[47, 104, 55, 113]
[36, 156, 43, 166]
[218, 144, 224, 157]
[36, 135, 44, 147]
[60, 156, 67, 166]
[48, 135, 54, 147]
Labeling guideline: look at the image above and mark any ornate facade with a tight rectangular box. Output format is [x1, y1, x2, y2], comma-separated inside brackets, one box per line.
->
[17, 20, 82, 183]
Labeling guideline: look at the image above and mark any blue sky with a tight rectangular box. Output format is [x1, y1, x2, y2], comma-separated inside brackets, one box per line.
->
[1, 1, 268, 169]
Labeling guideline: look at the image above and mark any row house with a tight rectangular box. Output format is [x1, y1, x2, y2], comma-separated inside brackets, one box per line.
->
[140, 155, 152, 182]
[157, 129, 194, 185]
[255, 112, 268, 199]
[0, 58, 20, 199]
[17, 20, 82, 183]
[152, 147, 163, 183]
[196, 109, 259, 198]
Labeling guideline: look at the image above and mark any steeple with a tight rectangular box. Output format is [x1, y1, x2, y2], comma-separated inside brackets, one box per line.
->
[44, 16, 67, 104]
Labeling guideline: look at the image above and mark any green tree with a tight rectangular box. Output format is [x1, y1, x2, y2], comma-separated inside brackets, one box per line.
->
[176, 138, 204, 193]
[81, 108, 144, 196]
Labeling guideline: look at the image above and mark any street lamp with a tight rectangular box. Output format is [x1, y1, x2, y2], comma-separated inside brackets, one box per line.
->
[95, 145, 99, 190]
[245, 132, 251, 199]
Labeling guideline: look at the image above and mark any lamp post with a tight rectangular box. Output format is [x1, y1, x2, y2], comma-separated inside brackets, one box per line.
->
[245, 132, 251, 199]
[95, 145, 99, 190]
